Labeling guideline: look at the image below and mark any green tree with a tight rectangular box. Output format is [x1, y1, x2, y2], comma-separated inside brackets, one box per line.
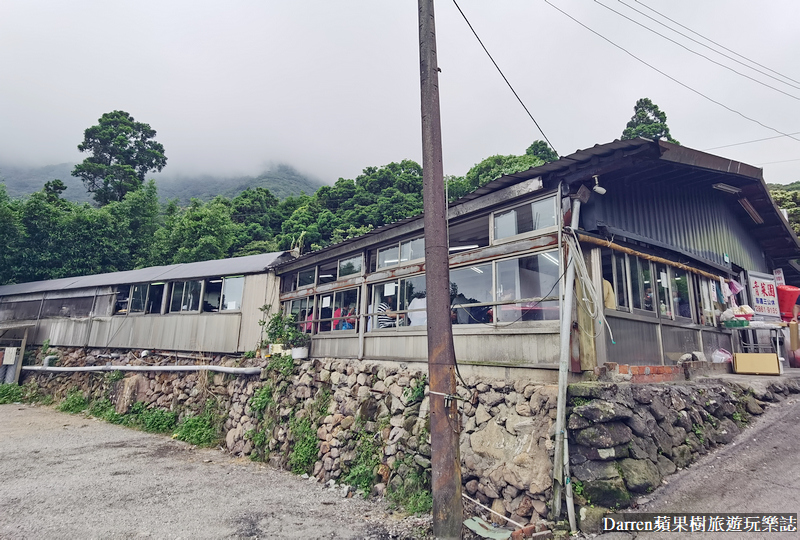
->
[0, 184, 22, 284]
[72, 110, 167, 205]
[621, 98, 679, 144]
[150, 198, 236, 264]
[525, 140, 559, 162]
[770, 189, 800, 235]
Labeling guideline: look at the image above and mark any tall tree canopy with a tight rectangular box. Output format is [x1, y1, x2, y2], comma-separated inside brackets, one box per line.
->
[72, 111, 167, 205]
[621, 98, 679, 144]
[525, 140, 559, 162]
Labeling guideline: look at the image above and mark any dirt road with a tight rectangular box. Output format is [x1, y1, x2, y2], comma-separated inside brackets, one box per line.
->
[0, 404, 427, 540]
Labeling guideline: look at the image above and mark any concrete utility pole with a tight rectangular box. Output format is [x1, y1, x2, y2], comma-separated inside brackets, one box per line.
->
[417, 1, 463, 538]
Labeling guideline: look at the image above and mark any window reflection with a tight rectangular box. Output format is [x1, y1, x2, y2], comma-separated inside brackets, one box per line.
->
[496, 252, 560, 322]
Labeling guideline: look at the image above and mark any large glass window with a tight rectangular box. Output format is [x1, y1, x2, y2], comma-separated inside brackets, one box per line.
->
[221, 276, 244, 311]
[169, 280, 202, 312]
[670, 268, 691, 320]
[400, 238, 425, 263]
[298, 268, 316, 288]
[400, 276, 427, 327]
[288, 297, 314, 333]
[113, 285, 131, 315]
[448, 215, 490, 253]
[378, 246, 399, 269]
[655, 264, 671, 318]
[129, 284, 148, 314]
[370, 282, 400, 330]
[493, 197, 556, 242]
[496, 252, 560, 322]
[338, 255, 363, 278]
[318, 261, 337, 284]
[450, 263, 493, 324]
[317, 293, 334, 332]
[332, 289, 359, 331]
[203, 279, 223, 311]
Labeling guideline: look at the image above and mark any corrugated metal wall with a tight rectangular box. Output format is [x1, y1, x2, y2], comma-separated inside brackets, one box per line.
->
[588, 180, 767, 272]
[237, 273, 274, 352]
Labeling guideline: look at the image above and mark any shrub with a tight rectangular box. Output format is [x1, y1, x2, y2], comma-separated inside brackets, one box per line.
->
[173, 399, 224, 447]
[288, 415, 317, 474]
[0, 384, 24, 404]
[57, 389, 89, 414]
[342, 425, 382, 496]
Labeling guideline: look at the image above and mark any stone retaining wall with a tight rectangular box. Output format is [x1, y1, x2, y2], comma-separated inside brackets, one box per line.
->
[18, 346, 799, 532]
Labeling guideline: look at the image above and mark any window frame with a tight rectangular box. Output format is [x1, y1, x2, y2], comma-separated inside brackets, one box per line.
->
[376, 236, 426, 270]
[489, 194, 558, 246]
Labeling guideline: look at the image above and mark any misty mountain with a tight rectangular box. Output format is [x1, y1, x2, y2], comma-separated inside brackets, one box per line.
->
[0, 162, 326, 204]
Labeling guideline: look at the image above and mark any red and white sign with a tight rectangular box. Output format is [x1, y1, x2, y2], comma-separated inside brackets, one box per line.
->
[748, 272, 780, 318]
[774, 268, 786, 286]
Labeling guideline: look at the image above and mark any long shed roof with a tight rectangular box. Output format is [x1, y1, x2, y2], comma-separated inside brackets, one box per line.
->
[0, 251, 291, 297]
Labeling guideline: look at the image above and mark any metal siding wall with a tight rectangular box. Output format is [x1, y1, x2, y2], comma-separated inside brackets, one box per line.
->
[596, 182, 767, 272]
[604, 317, 661, 366]
[34, 319, 90, 347]
[313, 337, 360, 358]
[238, 273, 271, 352]
[661, 326, 701, 364]
[88, 313, 241, 352]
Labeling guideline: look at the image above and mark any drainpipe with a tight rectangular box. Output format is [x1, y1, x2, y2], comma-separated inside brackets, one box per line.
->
[551, 195, 583, 524]
[22, 364, 261, 375]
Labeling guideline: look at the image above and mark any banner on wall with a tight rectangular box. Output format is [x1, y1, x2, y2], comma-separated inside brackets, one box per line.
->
[747, 271, 781, 319]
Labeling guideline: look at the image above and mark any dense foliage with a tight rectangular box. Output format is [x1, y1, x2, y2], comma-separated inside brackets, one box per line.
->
[0, 140, 547, 285]
[72, 111, 168, 205]
[621, 98, 679, 144]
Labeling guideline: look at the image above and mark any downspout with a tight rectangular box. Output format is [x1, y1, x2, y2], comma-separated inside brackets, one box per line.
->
[551, 195, 582, 527]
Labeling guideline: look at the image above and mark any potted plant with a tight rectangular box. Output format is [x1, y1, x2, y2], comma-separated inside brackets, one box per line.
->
[258, 305, 290, 357]
[285, 322, 312, 359]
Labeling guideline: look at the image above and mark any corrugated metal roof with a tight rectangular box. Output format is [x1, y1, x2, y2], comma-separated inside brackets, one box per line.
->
[0, 252, 290, 297]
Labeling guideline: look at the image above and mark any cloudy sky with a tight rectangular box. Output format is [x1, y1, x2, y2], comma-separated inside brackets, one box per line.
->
[1, 1, 799, 186]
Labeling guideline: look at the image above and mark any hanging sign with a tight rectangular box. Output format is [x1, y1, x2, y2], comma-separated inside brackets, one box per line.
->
[747, 271, 780, 318]
[774, 268, 786, 287]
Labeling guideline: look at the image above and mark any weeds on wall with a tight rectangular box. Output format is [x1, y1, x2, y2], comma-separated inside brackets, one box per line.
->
[173, 398, 225, 447]
[57, 389, 89, 414]
[386, 456, 433, 514]
[0, 384, 24, 404]
[287, 415, 317, 474]
[342, 422, 383, 496]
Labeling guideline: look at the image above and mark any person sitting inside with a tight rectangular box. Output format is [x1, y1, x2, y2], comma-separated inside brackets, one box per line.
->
[377, 295, 398, 328]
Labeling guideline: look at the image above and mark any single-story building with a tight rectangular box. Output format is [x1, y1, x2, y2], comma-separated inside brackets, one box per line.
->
[2, 138, 798, 378]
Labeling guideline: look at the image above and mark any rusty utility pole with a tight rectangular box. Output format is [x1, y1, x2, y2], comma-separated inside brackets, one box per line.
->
[418, 1, 463, 538]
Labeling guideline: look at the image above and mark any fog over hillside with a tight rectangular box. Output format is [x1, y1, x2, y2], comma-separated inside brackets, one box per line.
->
[0, 162, 327, 204]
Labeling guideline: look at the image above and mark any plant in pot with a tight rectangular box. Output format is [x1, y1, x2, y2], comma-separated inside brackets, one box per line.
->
[258, 305, 292, 357]
[285, 323, 311, 359]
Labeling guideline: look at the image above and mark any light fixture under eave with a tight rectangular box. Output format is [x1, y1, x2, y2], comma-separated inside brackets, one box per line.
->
[712, 183, 741, 194]
[739, 197, 764, 224]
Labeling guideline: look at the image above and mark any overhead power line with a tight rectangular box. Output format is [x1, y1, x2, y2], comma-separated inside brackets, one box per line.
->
[756, 158, 800, 166]
[704, 131, 800, 152]
[451, 0, 559, 156]
[616, 0, 800, 93]
[594, 0, 800, 101]
[635, 0, 800, 87]
[542, 0, 800, 144]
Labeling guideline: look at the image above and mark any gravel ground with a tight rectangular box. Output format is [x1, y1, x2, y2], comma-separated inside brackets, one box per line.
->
[0, 404, 432, 540]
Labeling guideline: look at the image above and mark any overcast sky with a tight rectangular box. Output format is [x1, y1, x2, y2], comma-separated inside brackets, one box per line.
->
[1, 1, 799, 186]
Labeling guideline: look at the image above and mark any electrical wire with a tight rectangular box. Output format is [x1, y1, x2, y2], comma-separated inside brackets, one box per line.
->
[703, 131, 800, 152]
[634, 0, 800, 87]
[451, 0, 559, 156]
[755, 157, 800, 166]
[613, 0, 800, 93]
[542, 0, 800, 144]
[595, 0, 800, 101]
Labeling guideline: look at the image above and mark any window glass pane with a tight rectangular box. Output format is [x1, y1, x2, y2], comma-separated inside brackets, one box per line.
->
[670, 268, 691, 319]
[317, 293, 334, 332]
[318, 261, 337, 284]
[601, 249, 616, 310]
[630, 258, 642, 310]
[370, 282, 399, 330]
[298, 268, 316, 287]
[699, 278, 716, 327]
[614, 254, 629, 309]
[448, 215, 490, 252]
[221, 277, 244, 311]
[400, 238, 425, 263]
[183, 280, 202, 312]
[641, 260, 654, 311]
[378, 246, 400, 268]
[114, 285, 131, 315]
[169, 283, 184, 312]
[400, 276, 427, 327]
[332, 289, 359, 331]
[655, 264, 671, 318]
[450, 263, 493, 324]
[494, 209, 518, 240]
[289, 298, 314, 333]
[130, 284, 147, 313]
[281, 273, 298, 293]
[146, 284, 164, 314]
[204, 279, 223, 312]
[494, 197, 556, 241]
[496, 252, 560, 322]
[338, 255, 362, 277]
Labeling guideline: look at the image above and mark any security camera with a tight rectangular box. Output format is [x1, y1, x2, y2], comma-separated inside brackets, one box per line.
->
[592, 175, 606, 195]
